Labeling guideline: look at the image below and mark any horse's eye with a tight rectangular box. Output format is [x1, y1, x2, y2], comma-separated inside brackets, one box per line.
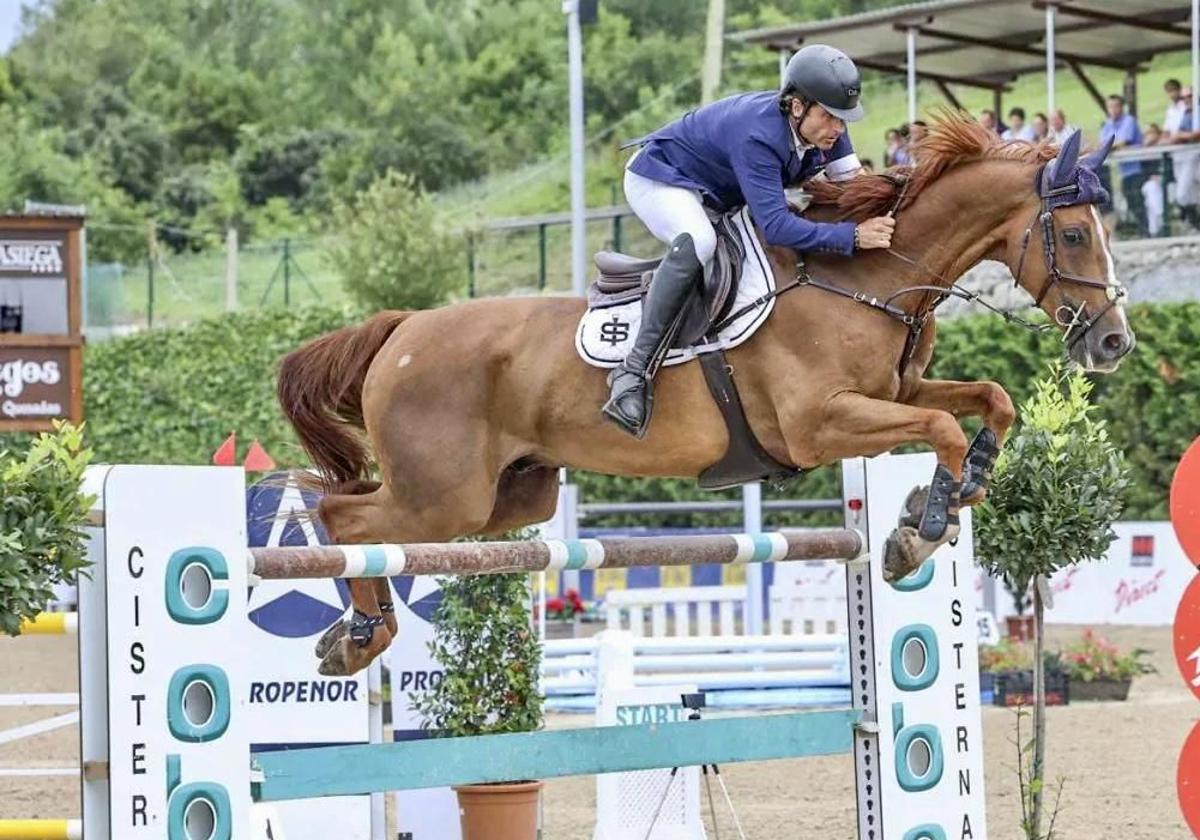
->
[1063, 228, 1085, 245]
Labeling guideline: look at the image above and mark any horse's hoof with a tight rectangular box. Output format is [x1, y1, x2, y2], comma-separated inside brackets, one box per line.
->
[318, 626, 391, 677]
[314, 620, 348, 659]
[883, 527, 926, 583]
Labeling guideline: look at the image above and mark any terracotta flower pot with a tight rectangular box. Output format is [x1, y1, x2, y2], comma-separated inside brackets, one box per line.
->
[454, 780, 543, 840]
[1005, 614, 1035, 642]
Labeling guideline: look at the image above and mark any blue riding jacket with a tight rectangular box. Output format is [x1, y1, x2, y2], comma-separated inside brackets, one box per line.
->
[628, 91, 860, 256]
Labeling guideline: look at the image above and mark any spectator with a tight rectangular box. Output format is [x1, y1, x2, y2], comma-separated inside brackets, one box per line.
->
[1031, 112, 1049, 142]
[1171, 86, 1200, 228]
[1143, 172, 1165, 236]
[891, 126, 914, 166]
[884, 128, 903, 167]
[1163, 78, 1187, 138]
[979, 109, 1000, 134]
[909, 120, 928, 143]
[1002, 107, 1036, 141]
[1047, 108, 1077, 144]
[860, 157, 875, 173]
[1100, 94, 1147, 236]
[1145, 123, 1163, 146]
[1165, 81, 1200, 229]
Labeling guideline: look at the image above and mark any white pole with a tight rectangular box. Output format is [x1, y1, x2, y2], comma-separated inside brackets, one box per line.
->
[225, 227, 238, 312]
[1046, 3, 1057, 114]
[779, 48, 789, 86]
[701, 0, 726, 104]
[906, 27, 918, 122]
[565, 0, 587, 297]
[367, 661, 385, 840]
[1193, 0, 1199, 121]
[742, 482, 764, 635]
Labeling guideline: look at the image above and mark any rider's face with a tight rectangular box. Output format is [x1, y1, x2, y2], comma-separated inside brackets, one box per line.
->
[792, 101, 846, 150]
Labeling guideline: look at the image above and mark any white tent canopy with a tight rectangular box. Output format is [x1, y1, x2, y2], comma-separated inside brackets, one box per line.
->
[733, 0, 1200, 122]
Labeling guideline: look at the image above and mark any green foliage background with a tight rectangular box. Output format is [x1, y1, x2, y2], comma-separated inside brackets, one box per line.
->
[0, 301, 1190, 520]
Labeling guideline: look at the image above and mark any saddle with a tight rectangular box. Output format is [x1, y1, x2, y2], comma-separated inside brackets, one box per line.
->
[587, 209, 804, 492]
[589, 210, 745, 349]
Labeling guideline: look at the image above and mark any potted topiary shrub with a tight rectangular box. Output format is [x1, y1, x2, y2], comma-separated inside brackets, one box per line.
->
[1059, 628, 1154, 701]
[1, 422, 94, 634]
[975, 364, 1129, 838]
[410, 569, 544, 840]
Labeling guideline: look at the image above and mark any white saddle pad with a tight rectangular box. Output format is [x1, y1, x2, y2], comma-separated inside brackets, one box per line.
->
[575, 206, 775, 369]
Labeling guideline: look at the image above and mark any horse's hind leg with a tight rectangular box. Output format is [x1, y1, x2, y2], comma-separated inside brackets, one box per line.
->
[474, 462, 561, 537]
[308, 485, 394, 675]
[314, 471, 502, 676]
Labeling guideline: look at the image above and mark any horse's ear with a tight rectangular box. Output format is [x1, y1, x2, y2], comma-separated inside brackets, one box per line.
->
[1049, 130, 1082, 188]
[1080, 134, 1116, 172]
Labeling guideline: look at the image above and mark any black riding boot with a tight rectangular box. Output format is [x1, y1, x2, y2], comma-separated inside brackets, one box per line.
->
[601, 233, 702, 438]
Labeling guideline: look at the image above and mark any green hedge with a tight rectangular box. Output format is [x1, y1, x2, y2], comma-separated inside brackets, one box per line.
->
[2, 301, 1192, 521]
[79, 307, 357, 466]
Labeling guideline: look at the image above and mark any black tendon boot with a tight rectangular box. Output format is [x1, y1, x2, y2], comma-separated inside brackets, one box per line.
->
[601, 233, 702, 437]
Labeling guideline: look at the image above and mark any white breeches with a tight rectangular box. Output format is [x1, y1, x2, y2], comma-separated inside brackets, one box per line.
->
[623, 164, 718, 265]
[1175, 151, 1200, 207]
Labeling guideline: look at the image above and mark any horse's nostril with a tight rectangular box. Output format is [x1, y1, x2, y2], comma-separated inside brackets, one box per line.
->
[1101, 331, 1131, 357]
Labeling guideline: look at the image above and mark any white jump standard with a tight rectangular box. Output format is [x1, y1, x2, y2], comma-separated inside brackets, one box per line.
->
[71, 453, 986, 840]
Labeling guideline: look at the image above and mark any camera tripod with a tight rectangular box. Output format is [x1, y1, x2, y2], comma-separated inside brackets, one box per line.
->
[642, 693, 748, 840]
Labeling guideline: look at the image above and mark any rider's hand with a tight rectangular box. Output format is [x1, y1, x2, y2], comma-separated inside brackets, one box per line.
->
[855, 216, 896, 250]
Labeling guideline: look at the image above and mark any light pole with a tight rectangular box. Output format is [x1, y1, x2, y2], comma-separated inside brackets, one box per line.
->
[564, 0, 587, 296]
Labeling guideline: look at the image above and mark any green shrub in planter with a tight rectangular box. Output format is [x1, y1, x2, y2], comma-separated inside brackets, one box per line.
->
[0, 422, 95, 635]
[410, 571, 543, 739]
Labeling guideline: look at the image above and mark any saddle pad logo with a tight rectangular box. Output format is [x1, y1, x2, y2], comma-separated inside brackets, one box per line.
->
[575, 206, 776, 369]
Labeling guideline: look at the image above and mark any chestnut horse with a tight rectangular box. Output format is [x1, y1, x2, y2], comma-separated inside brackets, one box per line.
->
[278, 115, 1134, 675]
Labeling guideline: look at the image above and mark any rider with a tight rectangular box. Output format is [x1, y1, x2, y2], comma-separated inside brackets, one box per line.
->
[602, 44, 897, 438]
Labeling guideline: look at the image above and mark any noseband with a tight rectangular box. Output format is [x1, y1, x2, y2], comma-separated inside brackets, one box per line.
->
[1013, 168, 1128, 350]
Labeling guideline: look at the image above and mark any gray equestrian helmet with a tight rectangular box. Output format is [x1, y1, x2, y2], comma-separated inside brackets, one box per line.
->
[779, 44, 865, 123]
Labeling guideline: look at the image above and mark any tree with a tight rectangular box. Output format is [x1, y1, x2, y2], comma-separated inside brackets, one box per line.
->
[326, 170, 467, 312]
[974, 364, 1130, 838]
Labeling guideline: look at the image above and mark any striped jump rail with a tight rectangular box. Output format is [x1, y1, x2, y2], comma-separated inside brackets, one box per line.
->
[247, 529, 865, 580]
[16, 613, 78, 635]
[0, 819, 82, 840]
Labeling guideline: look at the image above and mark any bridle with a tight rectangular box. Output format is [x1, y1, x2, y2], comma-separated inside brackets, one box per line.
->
[1010, 171, 1128, 351]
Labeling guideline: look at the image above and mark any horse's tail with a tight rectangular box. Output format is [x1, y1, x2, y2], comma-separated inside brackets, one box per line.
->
[277, 310, 410, 488]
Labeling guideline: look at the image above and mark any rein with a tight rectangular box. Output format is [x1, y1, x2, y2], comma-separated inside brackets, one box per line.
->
[713, 167, 1126, 375]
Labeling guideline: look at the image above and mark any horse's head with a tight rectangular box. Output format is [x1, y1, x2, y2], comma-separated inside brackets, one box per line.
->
[1007, 130, 1135, 372]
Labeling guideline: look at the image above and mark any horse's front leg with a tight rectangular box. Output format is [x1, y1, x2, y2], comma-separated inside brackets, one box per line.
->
[786, 391, 970, 582]
[904, 378, 1016, 505]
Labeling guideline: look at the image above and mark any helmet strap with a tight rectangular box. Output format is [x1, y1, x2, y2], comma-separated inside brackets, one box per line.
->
[791, 100, 816, 147]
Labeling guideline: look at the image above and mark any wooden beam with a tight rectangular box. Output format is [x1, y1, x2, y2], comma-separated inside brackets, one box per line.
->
[253, 709, 862, 800]
[911, 24, 1139, 71]
[1037, 2, 1191, 38]
[934, 79, 963, 110]
[854, 58, 1012, 91]
[1067, 61, 1108, 114]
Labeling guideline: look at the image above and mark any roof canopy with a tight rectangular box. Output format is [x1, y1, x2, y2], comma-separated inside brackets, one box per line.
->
[733, 0, 1194, 92]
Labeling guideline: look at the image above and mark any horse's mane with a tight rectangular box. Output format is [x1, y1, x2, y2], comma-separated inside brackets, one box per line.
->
[805, 109, 1060, 221]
